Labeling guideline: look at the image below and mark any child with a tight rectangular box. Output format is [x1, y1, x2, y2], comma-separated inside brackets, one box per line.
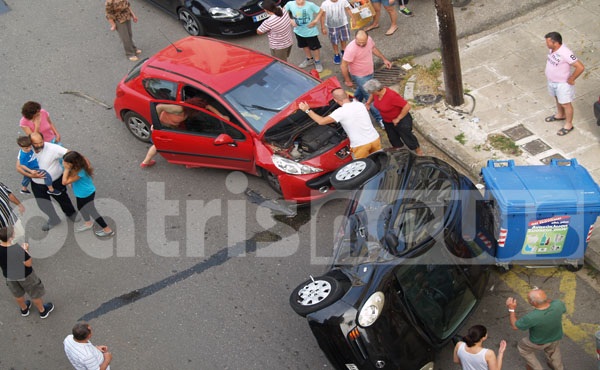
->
[62, 151, 114, 237]
[320, 0, 352, 64]
[16, 136, 61, 195]
[285, 0, 324, 72]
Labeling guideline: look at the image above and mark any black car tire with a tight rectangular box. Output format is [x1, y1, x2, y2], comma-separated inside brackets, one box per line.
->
[178, 8, 205, 36]
[261, 168, 283, 195]
[123, 111, 152, 142]
[330, 158, 379, 190]
[290, 276, 344, 317]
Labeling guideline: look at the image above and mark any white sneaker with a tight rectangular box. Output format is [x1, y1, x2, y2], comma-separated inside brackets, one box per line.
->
[299, 58, 314, 68]
[378, 120, 385, 129]
[315, 61, 323, 72]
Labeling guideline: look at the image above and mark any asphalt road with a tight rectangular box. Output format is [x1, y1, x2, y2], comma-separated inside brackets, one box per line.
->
[2, 0, 598, 369]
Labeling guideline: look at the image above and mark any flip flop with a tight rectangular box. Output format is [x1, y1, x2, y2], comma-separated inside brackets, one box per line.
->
[364, 24, 380, 32]
[385, 27, 398, 36]
[545, 115, 566, 122]
[556, 127, 574, 136]
[140, 160, 156, 168]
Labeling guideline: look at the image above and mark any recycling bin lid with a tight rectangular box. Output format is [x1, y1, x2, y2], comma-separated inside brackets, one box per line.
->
[482, 159, 600, 212]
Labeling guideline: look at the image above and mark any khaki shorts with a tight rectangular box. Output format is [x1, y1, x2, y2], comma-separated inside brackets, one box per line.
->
[271, 46, 292, 61]
[351, 138, 382, 159]
[6, 270, 46, 299]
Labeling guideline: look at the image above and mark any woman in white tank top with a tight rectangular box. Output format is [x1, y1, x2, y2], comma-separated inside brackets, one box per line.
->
[453, 325, 506, 370]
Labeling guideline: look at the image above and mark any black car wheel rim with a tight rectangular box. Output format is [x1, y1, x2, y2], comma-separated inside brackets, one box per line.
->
[179, 10, 199, 35]
[127, 116, 150, 140]
[335, 161, 366, 181]
[297, 280, 332, 306]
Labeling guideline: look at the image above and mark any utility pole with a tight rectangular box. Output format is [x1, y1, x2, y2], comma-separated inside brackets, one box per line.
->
[434, 0, 464, 106]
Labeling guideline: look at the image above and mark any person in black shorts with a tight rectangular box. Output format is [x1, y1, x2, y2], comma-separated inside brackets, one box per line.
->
[0, 226, 54, 318]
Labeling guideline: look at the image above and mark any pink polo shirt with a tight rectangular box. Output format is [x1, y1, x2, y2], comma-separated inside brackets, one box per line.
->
[343, 37, 375, 77]
[545, 44, 577, 83]
[19, 109, 56, 142]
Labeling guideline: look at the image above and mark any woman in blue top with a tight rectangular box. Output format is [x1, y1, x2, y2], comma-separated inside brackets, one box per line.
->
[62, 152, 114, 237]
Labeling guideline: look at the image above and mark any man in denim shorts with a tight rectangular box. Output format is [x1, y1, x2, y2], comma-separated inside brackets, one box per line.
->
[543, 32, 585, 136]
[0, 226, 54, 318]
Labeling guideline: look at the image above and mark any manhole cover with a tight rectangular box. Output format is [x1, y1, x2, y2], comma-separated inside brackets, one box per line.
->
[372, 65, 406, 87]
[503, 125, 533, 141]
[0, 0, 10, 14]
[415, 94, 443, 105]
[540, 153, 566, 165]
[521, 139, 551, 155]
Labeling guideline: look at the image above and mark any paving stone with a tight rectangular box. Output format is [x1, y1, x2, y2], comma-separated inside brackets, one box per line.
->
[521, 138, 552, 155]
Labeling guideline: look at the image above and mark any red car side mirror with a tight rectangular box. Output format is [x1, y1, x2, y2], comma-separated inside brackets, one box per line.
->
[310, 69, 321, 80]
[214, 133, 236, 146]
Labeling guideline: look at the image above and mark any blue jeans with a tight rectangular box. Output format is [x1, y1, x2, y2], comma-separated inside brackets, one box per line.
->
[22, 169, 52, 188]
[350, 73, 382, 122]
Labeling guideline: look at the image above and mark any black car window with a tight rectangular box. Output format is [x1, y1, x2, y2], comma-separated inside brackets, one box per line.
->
[143, 79, 178, 101]
[154, 103, 226, 137]
[182, 85, 243, 128]
[392, 165, 453, 251]
[395, 264, 477, 340]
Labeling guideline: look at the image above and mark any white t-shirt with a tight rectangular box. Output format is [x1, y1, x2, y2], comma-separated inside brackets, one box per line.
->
[63, 335, 110, 370]
[30, 142, 68, 184]
[329, 101, 379, 148]
[320, 0, 350, 28]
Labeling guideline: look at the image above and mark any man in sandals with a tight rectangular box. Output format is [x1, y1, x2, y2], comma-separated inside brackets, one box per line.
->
[544, 32, 584, 136]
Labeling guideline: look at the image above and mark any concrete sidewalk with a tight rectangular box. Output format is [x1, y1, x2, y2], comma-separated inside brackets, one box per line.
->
[411, 0, 600, 269]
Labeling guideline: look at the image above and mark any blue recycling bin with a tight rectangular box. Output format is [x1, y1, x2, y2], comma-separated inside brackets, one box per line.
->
[481, 159, 600, 266]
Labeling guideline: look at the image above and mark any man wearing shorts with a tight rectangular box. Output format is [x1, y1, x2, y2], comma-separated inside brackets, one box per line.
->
[544, 31, 585, 136]
[299, 88, 381, 159]
[320, 0, 352, 65]
[0, 226, 54, 318]
[285, 0, 324, 72]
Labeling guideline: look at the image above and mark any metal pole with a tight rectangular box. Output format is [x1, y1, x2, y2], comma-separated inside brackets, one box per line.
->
[434, 0, 464, 106]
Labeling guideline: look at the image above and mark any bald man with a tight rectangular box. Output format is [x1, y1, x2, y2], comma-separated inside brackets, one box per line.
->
[506, 289, 566, 370]
[15, 133, 77, 231]
[299, 88, 381, 159]
[341, 30, 392, 127]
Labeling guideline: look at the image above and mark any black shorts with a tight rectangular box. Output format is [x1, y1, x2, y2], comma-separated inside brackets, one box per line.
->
[296, 34, 321, 50]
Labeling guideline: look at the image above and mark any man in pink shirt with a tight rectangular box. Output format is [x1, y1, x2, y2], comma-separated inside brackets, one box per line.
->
[543, 32, 584, 136]
[341, 30, 392, 127]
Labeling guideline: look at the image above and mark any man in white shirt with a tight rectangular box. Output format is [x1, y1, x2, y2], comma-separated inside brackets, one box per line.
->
[299, 88, 381, 159]
[15, 133, 77, 231]
[64, 322, 112, 370]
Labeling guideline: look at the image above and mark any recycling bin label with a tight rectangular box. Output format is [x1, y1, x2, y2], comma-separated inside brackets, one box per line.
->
[521, 216, 570, 255]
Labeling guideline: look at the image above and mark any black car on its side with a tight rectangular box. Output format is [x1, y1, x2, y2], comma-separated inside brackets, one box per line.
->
[290, 149, 497, 370]
[145, 0, 282, 36]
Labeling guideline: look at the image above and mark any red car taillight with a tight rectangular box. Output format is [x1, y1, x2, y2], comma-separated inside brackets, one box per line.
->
[116, 86, 125, 98]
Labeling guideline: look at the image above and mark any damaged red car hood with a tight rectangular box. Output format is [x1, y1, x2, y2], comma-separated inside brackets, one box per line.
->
[258, 77, 341, 138]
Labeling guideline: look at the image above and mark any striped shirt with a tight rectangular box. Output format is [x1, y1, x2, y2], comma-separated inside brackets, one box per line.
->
[257, 13, 294, 50]
[64, 335, 110, 370]
[0, 182, 18, 228]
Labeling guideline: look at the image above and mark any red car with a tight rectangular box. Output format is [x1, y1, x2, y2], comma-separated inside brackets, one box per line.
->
[114, 37, 352, 202]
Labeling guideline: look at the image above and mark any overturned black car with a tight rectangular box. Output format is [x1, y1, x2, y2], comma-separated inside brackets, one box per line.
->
[290, 149, 497, 370]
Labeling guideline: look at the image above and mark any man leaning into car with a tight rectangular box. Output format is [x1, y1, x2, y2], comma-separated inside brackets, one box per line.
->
[299, 88, 381, 159]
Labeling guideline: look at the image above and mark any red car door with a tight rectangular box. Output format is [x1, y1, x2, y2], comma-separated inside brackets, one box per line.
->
[150, 101, 255, 173]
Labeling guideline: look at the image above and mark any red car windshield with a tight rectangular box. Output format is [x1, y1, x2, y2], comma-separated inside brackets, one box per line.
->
[223, 62, 319, 133]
